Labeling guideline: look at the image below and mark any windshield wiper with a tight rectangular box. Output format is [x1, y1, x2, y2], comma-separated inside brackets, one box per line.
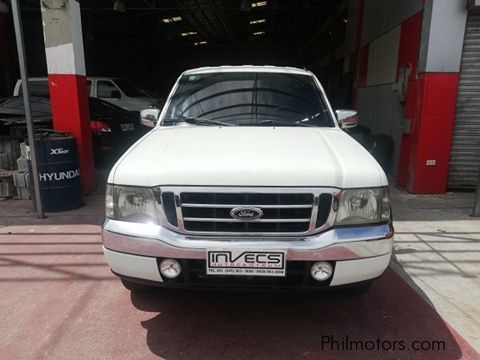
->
[167, 115, 233, 127]
[251, 119, 315, 127]
[294, 110, 331, 125]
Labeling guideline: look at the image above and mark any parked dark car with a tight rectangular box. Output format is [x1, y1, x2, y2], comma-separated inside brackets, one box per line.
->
[0, 96, 148, 164]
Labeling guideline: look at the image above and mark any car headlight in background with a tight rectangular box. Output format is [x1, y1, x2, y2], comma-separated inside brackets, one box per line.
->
[105, 184, 158, 223]
[335, 187, 390, 226]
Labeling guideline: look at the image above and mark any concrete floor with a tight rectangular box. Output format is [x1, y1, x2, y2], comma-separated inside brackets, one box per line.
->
[390, 186, 480, 353]
[0, 183, 479, 359]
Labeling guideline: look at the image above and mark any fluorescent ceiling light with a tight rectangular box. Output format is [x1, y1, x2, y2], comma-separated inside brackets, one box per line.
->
[113, 0, 126, 12]
[162, 16, 182, 23]
[252, 1, 267, 8]
[181, 31, 198, 37]
[194, 41, 208, 46]
[253, 31, 266, 36]
[249, 19, 266, 25]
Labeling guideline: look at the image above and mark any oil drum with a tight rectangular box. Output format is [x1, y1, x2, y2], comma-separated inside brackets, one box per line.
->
[30, 131, 82, 212]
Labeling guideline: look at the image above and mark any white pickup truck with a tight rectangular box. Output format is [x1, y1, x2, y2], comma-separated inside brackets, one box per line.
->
[102, 66, 393, 294]
[13, 77, 159, 112]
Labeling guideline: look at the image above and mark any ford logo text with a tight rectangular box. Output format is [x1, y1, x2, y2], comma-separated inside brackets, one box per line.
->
[230, 207, 263, 221]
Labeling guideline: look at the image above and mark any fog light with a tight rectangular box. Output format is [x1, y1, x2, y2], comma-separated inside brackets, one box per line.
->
[159, 259, 182, 279]
[310, 261, 333, 281]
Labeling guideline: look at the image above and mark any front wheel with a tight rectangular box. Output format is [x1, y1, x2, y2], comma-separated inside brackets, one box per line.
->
[121, 278, 156, 292]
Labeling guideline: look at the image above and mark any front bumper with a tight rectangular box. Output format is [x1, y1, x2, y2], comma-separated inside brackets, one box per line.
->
[102, 219, 393, 287]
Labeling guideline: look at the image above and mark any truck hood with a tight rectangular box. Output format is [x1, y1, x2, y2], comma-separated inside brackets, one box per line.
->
[110, 126, 388, 188]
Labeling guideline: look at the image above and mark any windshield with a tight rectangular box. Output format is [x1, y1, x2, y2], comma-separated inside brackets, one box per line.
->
[114, 79, 149, 98]
[163, 72, 334, 127]
[18, 80, 50, 97]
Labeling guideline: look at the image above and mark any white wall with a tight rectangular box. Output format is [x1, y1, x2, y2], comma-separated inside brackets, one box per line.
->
[366, 26, 401, 86]
[419, 0, 468, 72]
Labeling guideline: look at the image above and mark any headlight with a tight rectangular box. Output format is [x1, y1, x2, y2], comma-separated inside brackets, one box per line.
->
[105, 184, 158, 223]
[335, 187, 390, 225]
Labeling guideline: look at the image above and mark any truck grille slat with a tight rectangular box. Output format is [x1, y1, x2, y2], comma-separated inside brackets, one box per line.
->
[159, 187, 334, 236]
[181, 203, 313, 209]
[182, 207, 312, 219]
[184, 221, 311, 233]
[180, 192, 313, 205]
[183, 217, 311, 223]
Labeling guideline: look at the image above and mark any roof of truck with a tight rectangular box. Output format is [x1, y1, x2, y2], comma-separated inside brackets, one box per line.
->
[183, 65, 313, 76]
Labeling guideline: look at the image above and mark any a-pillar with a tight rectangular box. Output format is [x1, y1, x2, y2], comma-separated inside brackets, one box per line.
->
[40, 0, 94, 193]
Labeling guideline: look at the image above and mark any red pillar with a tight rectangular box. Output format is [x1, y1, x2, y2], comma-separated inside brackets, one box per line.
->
[406, 73, 459, 193]
[40, 0, 95, 193]
[395, 1, 466, 194]
[395, 12, 460, 194]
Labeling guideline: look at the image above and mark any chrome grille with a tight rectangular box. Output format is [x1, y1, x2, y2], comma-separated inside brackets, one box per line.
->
[158, 187, 335, 236]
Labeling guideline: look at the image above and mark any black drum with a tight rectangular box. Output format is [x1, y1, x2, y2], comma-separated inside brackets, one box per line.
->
[30, 131, 82, 212]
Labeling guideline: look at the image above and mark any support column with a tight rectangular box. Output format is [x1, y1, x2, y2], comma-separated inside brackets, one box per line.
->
[40, 0, 94, 193]
[399, 0, 468, 193]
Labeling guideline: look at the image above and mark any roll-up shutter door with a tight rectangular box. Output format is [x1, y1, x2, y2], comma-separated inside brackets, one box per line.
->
[448, 12, 480, 189]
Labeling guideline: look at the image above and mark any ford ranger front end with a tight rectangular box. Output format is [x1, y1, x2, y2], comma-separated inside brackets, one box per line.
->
[102, 66, 393, 293]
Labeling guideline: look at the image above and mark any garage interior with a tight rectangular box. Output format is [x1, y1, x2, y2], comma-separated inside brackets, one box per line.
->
[6, 0, 338, 96]
[0, 0, 479, 197]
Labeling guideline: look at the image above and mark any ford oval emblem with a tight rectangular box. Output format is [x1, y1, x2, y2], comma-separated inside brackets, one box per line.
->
[230, 207, 263, 221]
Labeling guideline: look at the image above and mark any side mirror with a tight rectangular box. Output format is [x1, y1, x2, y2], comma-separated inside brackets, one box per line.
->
[336, 110, 358, 129]
[140, 108, 160, 128]
[110, 90, 121, 99]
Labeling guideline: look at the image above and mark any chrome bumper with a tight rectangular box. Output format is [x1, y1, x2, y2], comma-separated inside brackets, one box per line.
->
[102, 218, 394, 261]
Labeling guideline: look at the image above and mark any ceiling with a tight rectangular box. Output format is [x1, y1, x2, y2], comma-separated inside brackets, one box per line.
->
[18, 0, 339, 90]
[20, 0, 338, 51]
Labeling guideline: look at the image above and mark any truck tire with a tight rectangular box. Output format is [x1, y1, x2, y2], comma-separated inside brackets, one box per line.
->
[347, 124, 371, 148]
[368, 134, 394, 173]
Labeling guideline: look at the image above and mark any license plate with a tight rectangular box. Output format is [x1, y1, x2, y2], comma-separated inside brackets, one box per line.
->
[206, 249, 286, 277]
[120, 123, 135, 131]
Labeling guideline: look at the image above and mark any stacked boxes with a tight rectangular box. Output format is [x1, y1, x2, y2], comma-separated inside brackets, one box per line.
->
[13, 170, 30, 200]
[0, 137, 21, 199]
[0, 169, 15, 199]
[0, 138, 32, 200]
[0, 137, 20, 170]
[14, 142, 31, 200]
[17, 143, 29, 172]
